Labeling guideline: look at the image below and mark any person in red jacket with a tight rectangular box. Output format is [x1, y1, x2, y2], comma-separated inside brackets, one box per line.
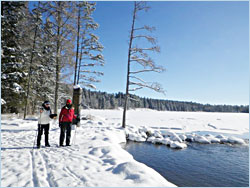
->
[59, 99, 77, 146]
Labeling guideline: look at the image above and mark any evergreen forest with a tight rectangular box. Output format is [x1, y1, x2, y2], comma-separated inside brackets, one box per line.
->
[82, 88, 249, 113]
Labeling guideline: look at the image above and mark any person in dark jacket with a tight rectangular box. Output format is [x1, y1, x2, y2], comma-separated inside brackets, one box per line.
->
[59, 99, 77, 146]
[37, 101, 57, 148]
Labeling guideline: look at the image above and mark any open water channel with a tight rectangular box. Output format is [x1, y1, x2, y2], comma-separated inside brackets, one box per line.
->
[123, 141, 249, 187]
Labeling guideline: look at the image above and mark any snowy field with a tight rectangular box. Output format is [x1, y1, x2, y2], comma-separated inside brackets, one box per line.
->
[1, 109, 249, 187]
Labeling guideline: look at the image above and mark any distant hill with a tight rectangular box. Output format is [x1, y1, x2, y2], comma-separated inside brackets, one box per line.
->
[81, 88, 249, 113]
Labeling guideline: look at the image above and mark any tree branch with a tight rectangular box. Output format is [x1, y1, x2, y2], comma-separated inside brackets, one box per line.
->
[131, 46, 160, 53]
[129, 87, 143, 92]
[129, 75, 147, 84]
[130, 66, 165, 74]
[134, 25, 156, 32]
[129, 81, 165, 94]
[80, 62, 104, 67]
[80, 70, 104, 76]
[132, 35, 156, 44]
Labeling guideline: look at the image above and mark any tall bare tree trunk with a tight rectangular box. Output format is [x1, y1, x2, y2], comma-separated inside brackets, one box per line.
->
[54, 2, 62, 114]
[122, 2, 136, 128]
[74, 5, 81, 85]
[24, 1, 40, 119]
[77, 44, 83, 84]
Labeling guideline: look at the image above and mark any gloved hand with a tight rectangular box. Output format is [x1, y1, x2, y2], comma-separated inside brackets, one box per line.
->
[76, 117, 80, 122]
[50, 114, 57, 119]
[59, 122, 62, 128]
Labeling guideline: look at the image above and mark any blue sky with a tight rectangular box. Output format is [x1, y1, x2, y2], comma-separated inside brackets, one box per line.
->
[90, 1, 249, 105]
[29, 1, 249, 105]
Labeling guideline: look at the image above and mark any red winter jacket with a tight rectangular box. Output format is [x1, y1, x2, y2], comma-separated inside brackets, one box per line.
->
[59, 106, 76, 123]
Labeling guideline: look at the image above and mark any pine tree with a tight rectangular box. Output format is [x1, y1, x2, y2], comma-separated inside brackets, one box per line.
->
[1, 1, 29, 113]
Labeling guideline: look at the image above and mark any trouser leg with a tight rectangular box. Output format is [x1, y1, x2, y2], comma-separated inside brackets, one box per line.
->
[37, 124, 43, 147]
[66, 123, 72, 146]
[44, 124, 50, 146]
[60, 124, 66, 146]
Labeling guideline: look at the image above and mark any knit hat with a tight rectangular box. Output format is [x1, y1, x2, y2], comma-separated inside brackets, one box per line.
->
[66, 99, 72, 104]
[42, 100, 50, 110]
[43, 101, 50, 105]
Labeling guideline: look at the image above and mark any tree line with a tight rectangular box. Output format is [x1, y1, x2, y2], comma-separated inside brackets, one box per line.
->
[1, 1, 104, 115]
[82, 88, 249, 113]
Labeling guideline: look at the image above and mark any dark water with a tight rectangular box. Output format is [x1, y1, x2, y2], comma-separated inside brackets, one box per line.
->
[123, 141, 249, 187]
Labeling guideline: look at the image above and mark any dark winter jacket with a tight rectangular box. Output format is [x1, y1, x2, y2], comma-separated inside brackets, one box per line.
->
[59, 106, 76, 123]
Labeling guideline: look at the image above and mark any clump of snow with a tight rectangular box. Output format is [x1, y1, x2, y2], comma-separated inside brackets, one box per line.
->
[170, 134, 183, 143]
[186, 134, 196, 142]
[154, 130, 163, 138]
[170, 142, 187, 149]
[146, 136, 155, 142]
[152, 138, 164, 144]
[161, 137, 172, 146]
[215, 134, 229, 143]
[13, 83, 23, 93]
[1, 98, 6, 105]
[228, 136, 245, 145]
[128, 132, 146, 142]
[179, 134, 187, 141]
[194, 135, 211, 144]
[73, 84, 81, 89]
[205, 135, 221, 143]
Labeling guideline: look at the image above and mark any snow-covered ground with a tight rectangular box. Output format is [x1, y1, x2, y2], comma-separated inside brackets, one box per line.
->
[1, 109, 249, 187]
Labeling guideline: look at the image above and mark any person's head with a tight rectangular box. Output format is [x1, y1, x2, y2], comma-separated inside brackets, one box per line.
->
[66, 99, 72, 109]
[42, 101, 50, 110]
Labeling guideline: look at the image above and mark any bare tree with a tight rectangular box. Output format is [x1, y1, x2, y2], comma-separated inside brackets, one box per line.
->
[41, 1, 76, 114]
[122, 2, 165, 128]
[75, 2, 104, 89]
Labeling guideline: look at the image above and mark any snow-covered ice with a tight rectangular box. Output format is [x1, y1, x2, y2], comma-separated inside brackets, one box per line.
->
[86, 109, 248, 146]
[1, 108, 249, 187]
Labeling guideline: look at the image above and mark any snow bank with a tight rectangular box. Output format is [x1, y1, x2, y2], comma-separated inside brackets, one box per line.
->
[112, 162, 174, 186]
[1, 113, 176, 187]
[125, 124, 247, 149]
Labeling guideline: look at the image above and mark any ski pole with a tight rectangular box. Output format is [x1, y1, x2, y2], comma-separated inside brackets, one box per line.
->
[73, 126, 77, 145]
[72, 114, 80, 145]
[32, 126, 38, 150]
[33, 109, 41, 149]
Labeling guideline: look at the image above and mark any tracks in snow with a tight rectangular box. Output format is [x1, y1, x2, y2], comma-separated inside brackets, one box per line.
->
[29, 146, 90, 187]
[30, 150, 52, 187]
